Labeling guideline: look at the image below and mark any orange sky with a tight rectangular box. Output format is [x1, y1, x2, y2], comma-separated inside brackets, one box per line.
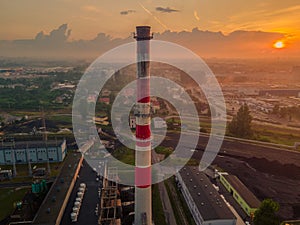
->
[0, 0, 299, 58]
[0, 0, 299, 40]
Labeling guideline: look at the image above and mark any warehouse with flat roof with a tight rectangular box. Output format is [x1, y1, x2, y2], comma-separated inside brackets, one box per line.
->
[0, 139, 67, 164]
[176, 167, 237, 225]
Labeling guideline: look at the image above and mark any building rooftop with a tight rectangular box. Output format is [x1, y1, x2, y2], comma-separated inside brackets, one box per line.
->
[222, 174, 260, 208]
[0, 140, 65, 150]
[33, 152, 82, 225]
[179, 166, 236, 221]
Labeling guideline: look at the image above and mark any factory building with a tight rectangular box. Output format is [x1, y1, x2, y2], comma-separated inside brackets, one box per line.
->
[219, 174, 260, 218]
[0, 139, 67, 164]
[176, 167, 237, 225]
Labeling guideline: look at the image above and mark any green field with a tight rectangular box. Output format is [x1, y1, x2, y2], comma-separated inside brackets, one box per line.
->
[252, 123, 300, 146]
[111, 147, 135, 165]
[0, 161, 62, 183]
[0, 187, 30, 221]
[152, 184, 167, 225]
[165, 177, 196, 225]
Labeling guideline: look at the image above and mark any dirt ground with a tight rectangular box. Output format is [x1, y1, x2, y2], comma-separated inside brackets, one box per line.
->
[213, 155, 300, 220]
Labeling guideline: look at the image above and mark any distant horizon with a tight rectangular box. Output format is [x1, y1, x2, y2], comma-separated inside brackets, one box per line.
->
[0, 24, 299, 60]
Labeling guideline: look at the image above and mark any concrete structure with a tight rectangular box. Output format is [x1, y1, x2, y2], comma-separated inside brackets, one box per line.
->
[176, 167, 237, 225]
[219, 174, 260, 218]
[134, 26, 153, 225]
[0, 140, 67, 164]
[0, 169, 12, 180]
[152, 117, 167, 129]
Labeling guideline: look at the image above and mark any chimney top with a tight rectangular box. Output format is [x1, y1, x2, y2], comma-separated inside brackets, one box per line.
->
[134, 26, 153, 40]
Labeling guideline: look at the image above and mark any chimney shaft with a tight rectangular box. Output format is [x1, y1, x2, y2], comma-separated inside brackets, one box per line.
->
[134, 26, 153, 225]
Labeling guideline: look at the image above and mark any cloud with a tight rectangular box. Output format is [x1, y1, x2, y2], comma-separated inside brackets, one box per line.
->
[155, 7, 179, 13]
[0, 24, 296, 60]
[139, 3, 168, 29]
[82, 5, 101, 13]
[120, 10, 136, 15]
[34, 24, 71, 44]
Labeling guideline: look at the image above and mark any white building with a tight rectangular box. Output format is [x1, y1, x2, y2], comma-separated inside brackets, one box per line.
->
[0, 140, 66, 164]
[176, 167, 237, 225]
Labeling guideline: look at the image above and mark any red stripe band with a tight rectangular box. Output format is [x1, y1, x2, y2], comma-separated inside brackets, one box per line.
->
[136, 140, 151, 147]
[135, 166, 151, 188]
[136, 125, 151, 139]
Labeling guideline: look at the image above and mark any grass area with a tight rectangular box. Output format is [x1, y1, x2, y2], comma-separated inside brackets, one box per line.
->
[165, 177, 196, 225]
[154, 146, 173, 157]
[48, 114, 72, 125]
[252, 123, 300, 146]
[111, 147, 135, 165]
[164, 180, 184, 224]
[184, 115, 300, 147]
[0, 187, 30, 221]
[152, 184, 167, 225]
[0, 161, 62, 183]
[186, 158, 199, 166]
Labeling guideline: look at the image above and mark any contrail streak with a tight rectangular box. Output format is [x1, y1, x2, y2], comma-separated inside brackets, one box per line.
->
[138, 2, 168, 30]
[194, 10, 200, 21]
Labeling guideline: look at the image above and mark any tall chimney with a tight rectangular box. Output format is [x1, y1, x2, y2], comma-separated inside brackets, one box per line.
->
[134, 26, 153, 225]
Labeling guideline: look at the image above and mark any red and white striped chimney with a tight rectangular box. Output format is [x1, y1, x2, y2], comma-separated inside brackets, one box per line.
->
[134, 26, 153, 225]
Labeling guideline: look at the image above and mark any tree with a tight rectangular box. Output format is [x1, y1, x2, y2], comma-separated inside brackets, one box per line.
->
[254, 199, 280, 225]
[272, 104, 280, 115]
[228, 103, 253, 138]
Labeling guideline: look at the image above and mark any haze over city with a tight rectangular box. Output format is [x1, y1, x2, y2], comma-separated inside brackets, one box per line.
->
[0, 1, 300, 225]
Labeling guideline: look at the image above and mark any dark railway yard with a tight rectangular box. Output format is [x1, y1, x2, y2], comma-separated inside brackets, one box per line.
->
[164, 133, 300, 220]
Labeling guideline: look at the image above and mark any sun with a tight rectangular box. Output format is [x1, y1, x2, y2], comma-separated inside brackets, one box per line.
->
[273, 41, 285, 49]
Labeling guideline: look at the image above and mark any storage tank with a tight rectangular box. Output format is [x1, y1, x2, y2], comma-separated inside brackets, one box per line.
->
[70, 212, 77, 221]
[78, 187, 85, 192]
[77, 191, 83, 197]
[74, 201, 81, 207]
[72, 207, 79, 214]
[80, 183, 86, 188]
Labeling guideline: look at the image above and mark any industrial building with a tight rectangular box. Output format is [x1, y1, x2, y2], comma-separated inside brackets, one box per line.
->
[176, 167, 237, 225]
[219, 174, 260, 218]
[0, 139, 67, 164]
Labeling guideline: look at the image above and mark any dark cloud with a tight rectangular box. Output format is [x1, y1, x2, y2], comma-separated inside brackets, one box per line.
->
[34, 24, 71, 44]
[155, 7, 179, 13]
[120, 10, 136, 15]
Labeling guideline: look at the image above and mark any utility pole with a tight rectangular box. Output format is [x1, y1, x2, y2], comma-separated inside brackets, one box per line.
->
[41, 107, 51, 175]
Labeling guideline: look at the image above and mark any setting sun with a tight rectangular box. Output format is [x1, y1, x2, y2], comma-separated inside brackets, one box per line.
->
[273, 41, 285, 49]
